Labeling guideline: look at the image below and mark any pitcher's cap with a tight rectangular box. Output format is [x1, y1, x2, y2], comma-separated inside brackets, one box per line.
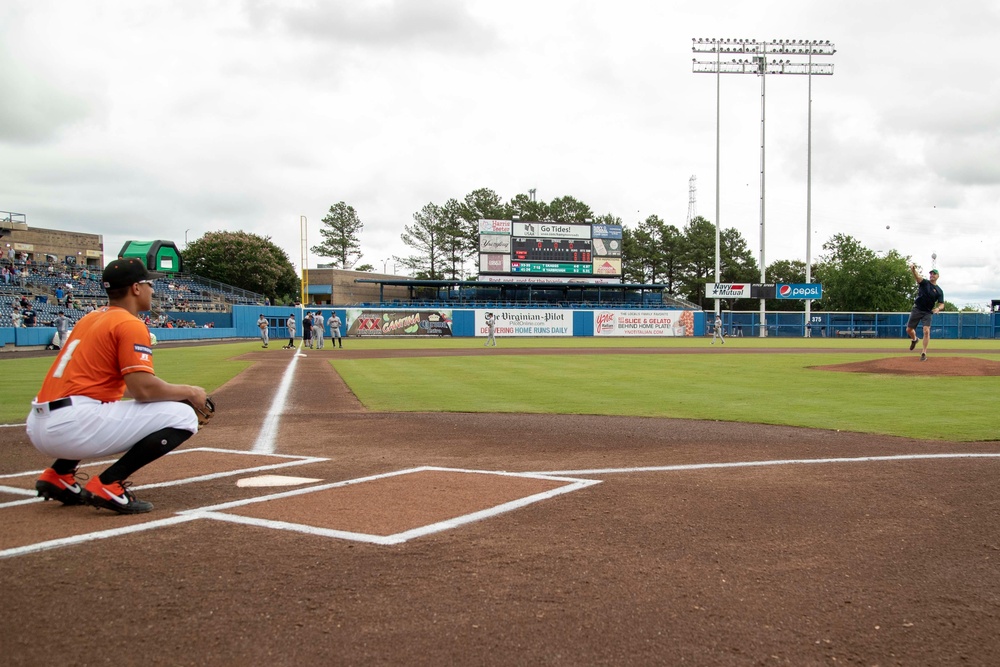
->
[102, 258, 161, 291]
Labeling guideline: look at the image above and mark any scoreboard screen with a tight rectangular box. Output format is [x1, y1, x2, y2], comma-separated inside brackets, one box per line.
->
[511, 237, 592, 263]
[478, 219, 622, 278]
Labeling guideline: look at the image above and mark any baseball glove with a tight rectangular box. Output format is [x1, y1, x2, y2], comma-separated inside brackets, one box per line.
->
[187, 396, 216, 426]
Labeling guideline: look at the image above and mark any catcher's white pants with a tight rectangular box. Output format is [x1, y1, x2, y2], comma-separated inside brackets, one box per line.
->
[27, 396, 198, 460]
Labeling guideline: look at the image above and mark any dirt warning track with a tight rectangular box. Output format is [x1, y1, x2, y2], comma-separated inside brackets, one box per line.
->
[2, 345, 1000, 666]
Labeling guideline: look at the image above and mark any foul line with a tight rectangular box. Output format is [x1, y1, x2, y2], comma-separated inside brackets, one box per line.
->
[529, 452, 1000, 476]
[252, 343, 303, 454]
[0, 515, 201, 559]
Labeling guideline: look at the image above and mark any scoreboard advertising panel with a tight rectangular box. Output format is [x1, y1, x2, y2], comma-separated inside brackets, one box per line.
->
[593, 310, 695, 336]
[475, 309, 572, 337]
[478, 219, 622, 278]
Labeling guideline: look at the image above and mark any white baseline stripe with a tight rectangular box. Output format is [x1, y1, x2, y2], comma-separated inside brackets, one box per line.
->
[0, 449, 328, 509]
[530, 452, 1000, 476]
[252, 346, 301, 454]
[0, 447, 318, 480]
[0, 515, 201, 560]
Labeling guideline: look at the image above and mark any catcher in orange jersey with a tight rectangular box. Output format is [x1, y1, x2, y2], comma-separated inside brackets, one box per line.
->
[26, 258, 212, 515]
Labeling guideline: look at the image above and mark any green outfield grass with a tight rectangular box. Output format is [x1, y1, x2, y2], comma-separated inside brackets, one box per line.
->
[2, 338, 997, 441]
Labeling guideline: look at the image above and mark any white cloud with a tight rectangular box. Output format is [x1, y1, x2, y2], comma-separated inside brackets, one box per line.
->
[1, 0, 998, 307]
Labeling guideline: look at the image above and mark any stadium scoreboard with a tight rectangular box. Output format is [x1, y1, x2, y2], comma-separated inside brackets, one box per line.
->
[479, 220, 622, 279]
[512, 237, 592, 263]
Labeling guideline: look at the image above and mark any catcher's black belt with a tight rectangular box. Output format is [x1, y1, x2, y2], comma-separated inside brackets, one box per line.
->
[46, 397, 73, 411]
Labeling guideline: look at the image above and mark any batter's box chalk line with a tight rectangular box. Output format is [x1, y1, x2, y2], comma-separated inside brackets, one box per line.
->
[181, 466, 602, 546]
[0, 448, 328, 508]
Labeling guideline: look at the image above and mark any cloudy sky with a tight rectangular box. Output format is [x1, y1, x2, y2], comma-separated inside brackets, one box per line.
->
[2, 0, 998, 307]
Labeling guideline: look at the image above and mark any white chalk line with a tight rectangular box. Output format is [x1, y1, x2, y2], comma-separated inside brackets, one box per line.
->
[0, 448, 327, 509]
[528, 452, 1000, 476]
[0, 515, 201, 560]
[183, 466, 601, 545]
[252, 342, 302, 454]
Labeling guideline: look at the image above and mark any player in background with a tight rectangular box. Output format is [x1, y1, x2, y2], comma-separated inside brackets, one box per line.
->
[26, 258, 209, 514]
[52, 310, 71, 349]
[905, 264, 944, 361]
[257, 314, 269, 348]
[711, 314, 725, 345]
[312, 310, 325, 349]
[484, 312, 497, 347]
[303, 311, 314, 349]
[283, 313, 296, 349]
[328, 311, 343, 348]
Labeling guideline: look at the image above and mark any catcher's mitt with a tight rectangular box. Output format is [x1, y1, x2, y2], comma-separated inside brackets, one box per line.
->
[187, 396, 215, 426]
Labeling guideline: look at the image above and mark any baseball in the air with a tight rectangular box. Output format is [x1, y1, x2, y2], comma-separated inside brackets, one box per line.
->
[886, 225, 890, 229]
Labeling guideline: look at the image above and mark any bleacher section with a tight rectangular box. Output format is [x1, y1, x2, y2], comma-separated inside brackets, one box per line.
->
[0, 262, 265, 327]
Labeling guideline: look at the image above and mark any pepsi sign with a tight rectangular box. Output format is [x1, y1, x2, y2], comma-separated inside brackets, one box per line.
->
[776, 283, 822, 300]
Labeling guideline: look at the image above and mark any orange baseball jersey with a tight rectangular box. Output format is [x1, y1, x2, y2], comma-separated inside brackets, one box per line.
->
[36, 306, 155, 403]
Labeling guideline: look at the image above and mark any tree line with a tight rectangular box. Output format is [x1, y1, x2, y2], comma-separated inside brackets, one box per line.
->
[183, 188, 956, 312]
[309, 188, 945, 312]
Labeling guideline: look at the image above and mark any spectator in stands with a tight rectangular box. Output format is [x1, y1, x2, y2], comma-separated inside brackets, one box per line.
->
[23, 306, 37, 327]
[12, 306, 23, 328]
[20, 295, 30, 310]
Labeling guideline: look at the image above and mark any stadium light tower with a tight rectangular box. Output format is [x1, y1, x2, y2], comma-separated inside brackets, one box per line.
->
[692, 38, 835, 337]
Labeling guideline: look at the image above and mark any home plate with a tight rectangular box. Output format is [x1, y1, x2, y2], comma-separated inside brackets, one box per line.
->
[237, 475, 322, 488]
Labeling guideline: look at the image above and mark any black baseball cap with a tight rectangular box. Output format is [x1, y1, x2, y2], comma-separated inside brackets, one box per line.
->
[102, 258, 162, 291]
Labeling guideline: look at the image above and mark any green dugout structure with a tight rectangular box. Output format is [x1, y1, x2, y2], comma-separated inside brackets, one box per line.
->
[118, 240, 183, 274]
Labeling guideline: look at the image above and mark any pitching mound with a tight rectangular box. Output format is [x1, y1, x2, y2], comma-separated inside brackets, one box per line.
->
[814, 356, 1000, 376]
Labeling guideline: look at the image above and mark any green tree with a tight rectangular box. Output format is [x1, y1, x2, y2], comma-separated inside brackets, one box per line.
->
[438, 198, 468, 280]
[673, 217, 758, 309]
[311, 202, 363, 269]
[183, 231, 299, 304]
[547, 195, 594, 224]
[620, 223, 644, 284]
[508, 193, 549, 221]
[676, 217, 716, 307]
[398, 203, 447, 280]
[814, 234, 912, 311]
[621, 215, 683, 290]
[457, 188, 512, 261]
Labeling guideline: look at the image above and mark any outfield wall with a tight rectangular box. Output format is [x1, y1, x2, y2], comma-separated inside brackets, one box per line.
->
[3, 305, 999, 349]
